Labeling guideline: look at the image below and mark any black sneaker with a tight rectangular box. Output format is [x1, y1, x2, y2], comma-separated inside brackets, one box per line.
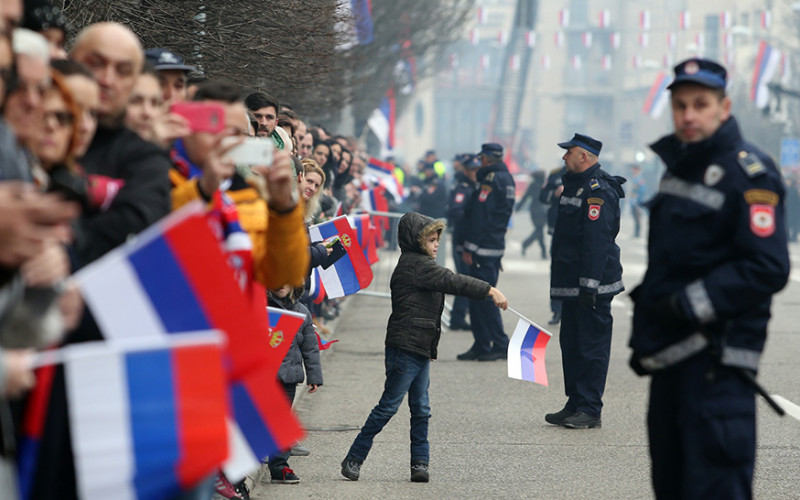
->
[341, 458, 361, 481]
[456, 349, 479, 361]
[270, 466, 300, 484]
[410, 462, 429, 483]
[562, 411, 602, 429]
[548, 311, 561, 325]
[544, 408, 573, 426]
[477, 350, 507, 361]
[233, 479, 250, 500]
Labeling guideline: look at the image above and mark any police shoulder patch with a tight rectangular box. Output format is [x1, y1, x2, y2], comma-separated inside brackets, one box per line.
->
[589, 178, 601, 190]
[744, 189, 779, 206]
[737, 151, 766, 178]
[586, 197, 604, 205]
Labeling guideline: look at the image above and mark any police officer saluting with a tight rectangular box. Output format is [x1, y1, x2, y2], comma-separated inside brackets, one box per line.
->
[546, 134, 625, 429]
[456, 143, 515, 361]
[629, 58, 790, 499]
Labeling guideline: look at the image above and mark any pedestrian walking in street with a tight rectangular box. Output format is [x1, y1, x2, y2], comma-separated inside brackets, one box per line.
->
[341, 212, 507, 483]
[546, 133, 625, 430]
[540, 165, 566, 325]
[628, 57, 790, 500]
[516, 169, 548, 259]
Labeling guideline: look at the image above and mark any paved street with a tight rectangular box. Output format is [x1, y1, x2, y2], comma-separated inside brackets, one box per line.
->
[252, 211, 800, 499]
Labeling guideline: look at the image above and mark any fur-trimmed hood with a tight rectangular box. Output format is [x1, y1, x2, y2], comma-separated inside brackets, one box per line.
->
[398, 212, 445, 256]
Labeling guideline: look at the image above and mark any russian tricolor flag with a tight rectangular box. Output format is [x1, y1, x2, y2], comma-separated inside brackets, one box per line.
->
[73, 203, 271, 380]
[642, 71, 672, 119]
[308, 216, 373, 298]
[62, 336, 229, 500]
[507, 319, 551, 386]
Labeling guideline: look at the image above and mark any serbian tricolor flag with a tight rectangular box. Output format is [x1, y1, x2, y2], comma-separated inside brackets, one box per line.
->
[348, 213, 379, 265]
[642, 71, 672, 119]
[316, 332, 339, 351]
[73, 203, 270, 380]
[507, 319, 551, 386]
[60, 335, 229, 500]
[309, 267, 326, 304]
[265, 307, 306, 367]
[751, 40, 781, 109]
[228, 362, 304, 465]
[367, 89, 395, 156]
[17, 363, 57, 500]
[366, 157, 404, 201]
[308, 216, 373, 298]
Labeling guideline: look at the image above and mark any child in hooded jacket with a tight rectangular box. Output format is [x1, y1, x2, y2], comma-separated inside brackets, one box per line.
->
[341, 212, 508, 483]
[266, 284, 323, 484]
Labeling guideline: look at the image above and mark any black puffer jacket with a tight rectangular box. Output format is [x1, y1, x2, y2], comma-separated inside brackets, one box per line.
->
[268, 293, 323, 386]
[385, 212, 491, 359]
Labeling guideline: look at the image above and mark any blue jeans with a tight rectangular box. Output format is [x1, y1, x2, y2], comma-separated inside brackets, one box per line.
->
[347, 346, 431, 464]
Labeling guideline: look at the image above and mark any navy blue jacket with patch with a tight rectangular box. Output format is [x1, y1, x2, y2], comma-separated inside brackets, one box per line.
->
[629, 117, 790, 373]
[458, 161, 515, 259]
[550, 162, 625, 300]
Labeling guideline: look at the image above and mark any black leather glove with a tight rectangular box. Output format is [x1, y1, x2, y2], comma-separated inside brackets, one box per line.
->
[652, 293, 689, 328]
[629, 355, 649, 376]
[578, 289, 596, 310]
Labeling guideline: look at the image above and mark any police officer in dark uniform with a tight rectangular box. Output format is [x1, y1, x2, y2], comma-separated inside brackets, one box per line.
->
[546, 133, 625, 429]
[447, 154, 479, 330]
[540, 166, 567, 324]
[629, 58, 790, 499]
[456, 143, 515, 361]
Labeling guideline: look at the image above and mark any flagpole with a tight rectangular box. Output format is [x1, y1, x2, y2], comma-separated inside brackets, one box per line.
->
[506, 306, 553, 337]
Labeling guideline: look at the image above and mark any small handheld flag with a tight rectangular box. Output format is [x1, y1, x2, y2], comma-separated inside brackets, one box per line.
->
[507, 317, 551, 386]
[308, 216, 373, 298]
[316, 331, 339, 351]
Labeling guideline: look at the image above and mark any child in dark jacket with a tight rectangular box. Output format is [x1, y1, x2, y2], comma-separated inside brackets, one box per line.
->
[267, 284, 323, 484]
[341, 212, 507, 483]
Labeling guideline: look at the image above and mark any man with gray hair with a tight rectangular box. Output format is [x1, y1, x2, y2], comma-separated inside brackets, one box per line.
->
[3, 28, 49, 150]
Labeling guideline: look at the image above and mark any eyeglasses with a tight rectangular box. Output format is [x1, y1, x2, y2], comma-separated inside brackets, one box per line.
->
[44, 110, 75, 127]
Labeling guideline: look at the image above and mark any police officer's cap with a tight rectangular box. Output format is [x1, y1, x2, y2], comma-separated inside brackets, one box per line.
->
[477, 143, 503, 159]
[145, 48, 197, 73]
[557, 134, 602, 156]
[667, 58, 727, 90]
[464, 154, 481, 169]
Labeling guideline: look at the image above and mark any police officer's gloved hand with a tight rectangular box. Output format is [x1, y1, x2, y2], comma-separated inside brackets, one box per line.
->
[578, 289, 596, 310]
[629, 355, 649, 376]
[652, 293, 690, 328]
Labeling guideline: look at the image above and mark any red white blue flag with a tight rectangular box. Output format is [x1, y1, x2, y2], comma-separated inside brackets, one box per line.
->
[308, 267, 326, 304]
[642, 71, 672, 119]
[752, 41, 781, 109]
[507, 319, 551, 386]
[367, 89, 395, 156]
[62, 336, 229, 500]
[366, 157, 404, 201]
[348, 213, 379, 265]
[316, 332, 339, 351]
[73, 203, 271, 380]
[308, 216, 373, 298]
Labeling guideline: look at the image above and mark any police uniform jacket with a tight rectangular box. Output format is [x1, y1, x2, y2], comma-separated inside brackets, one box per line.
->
[550, 163, 625, 300]
[459, 161, 515, 259]
[629, 117, 790, 373]
[447, 171, 475, 250]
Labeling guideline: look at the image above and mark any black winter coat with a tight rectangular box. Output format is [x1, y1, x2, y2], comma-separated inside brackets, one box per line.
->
[385, 212, 491, 359]
[268, 294, 323, 386]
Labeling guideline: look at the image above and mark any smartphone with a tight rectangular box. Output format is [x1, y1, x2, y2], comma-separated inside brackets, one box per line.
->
[170, 102, 226, 133]
[223, 137, 274, 166]
[324, 235, 341, 248]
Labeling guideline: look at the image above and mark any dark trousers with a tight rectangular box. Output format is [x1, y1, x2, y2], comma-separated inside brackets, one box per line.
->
[450, 244, 469, 326]
[648, 353, 755, 500]
[467, 258, 508, 354]
[268, 382, 297, 473]
[559, 298, 612, 417]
